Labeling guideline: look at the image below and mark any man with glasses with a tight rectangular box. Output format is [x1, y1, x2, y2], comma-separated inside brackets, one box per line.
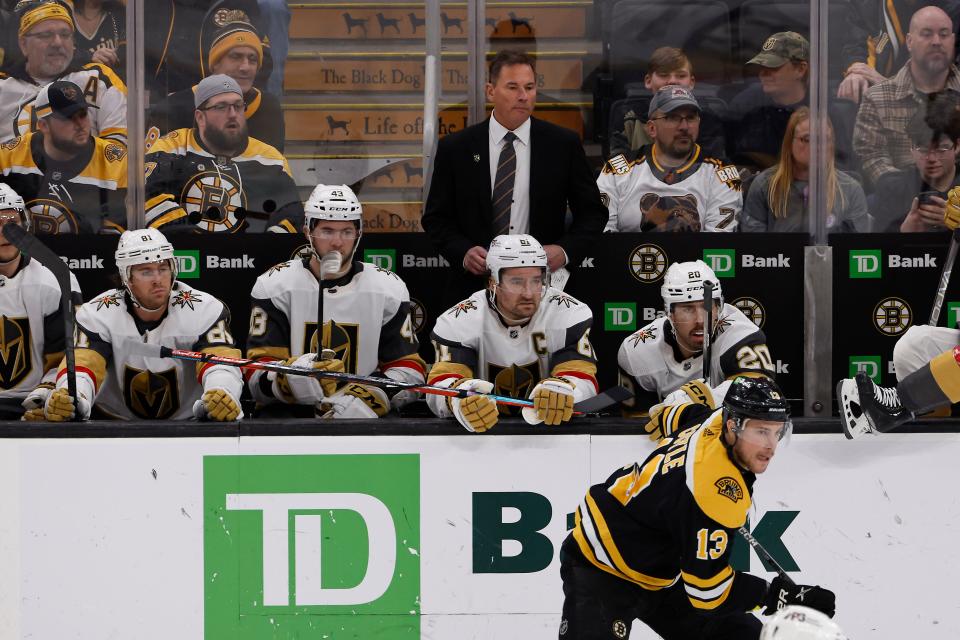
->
[558, 376, 836, 640]
[426, 234, 597, 432]
[144, 73, 302, 233]
[598, 86, 742, 232]
[0, 0, 126, 144]
[245, 184, 426, 419]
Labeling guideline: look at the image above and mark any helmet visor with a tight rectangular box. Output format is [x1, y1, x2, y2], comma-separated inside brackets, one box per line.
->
[497, 272, 549, 296]
[737, 418, 792, 446]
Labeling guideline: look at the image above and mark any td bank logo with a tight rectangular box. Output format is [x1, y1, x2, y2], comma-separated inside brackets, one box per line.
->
[849, 355, 881, 383]
[948, 302, 960, 327]
[703, 249, 735, 278]
[364, 248, 396, 271]
[604, 302, 637, 331]
[174, 249, 200, 279]
[849, 249, 881, 278]
[203, 454, 420, 639]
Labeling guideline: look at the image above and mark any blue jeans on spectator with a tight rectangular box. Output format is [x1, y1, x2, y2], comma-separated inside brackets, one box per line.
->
[258, 0, 290, 96]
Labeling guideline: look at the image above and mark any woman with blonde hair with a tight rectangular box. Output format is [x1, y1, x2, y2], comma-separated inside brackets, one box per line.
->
[741, 107, 868, 232]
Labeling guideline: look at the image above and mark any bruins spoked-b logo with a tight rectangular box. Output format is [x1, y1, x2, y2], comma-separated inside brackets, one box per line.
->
[179, 171, 247, 232]
[0, 316, 32, 388]
[628, 244, 668, 283]
[733, 297, 766, 329]
[874, 298, 912, 336]
[488, 361, 537, 415]
[409, 298, 426, 334]
[304, 321, 360, 372]
[715, 476, 744, 503]
[28, 198, 79, 234]
[123, 365, 181, 419]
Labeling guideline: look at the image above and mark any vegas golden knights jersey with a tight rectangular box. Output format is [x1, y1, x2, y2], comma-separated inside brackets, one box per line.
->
[571, 411, 768, 613]
[144, 128, 304, 233]
[0, 255, 81, 402]
[618, 303, 774, 411]
[246, 258, 426, 403]
[61, 283, 241, 420]
[427, 288, 598, 415]
[0, 132, 128, 234]
[0, 61, 127, 145]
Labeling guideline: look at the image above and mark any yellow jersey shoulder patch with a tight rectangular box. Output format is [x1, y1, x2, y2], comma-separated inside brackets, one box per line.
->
[689, 418, 751, 528]
[606, 153, 632, 176]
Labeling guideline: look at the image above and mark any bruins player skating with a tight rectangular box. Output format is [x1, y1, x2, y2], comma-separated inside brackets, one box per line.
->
[0, 184, 81, 419]
[427, 234, 597, 432]
[33, 228, 244, 421]
[245, 184, 426, 419]
[559, 377, 836, 639]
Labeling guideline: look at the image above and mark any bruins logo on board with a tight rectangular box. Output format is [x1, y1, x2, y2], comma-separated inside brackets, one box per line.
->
[304, 321, 360, 373]
[715, 476, 744, 503]
[874, 297, 911, 336]
[28, 198, 79, 234]
[612, 620, 628, 639]
[628, 244, 667, 283]
[179, 171, 247, 232]
[123, 365, 180, 419]
[488, 361, 537, 415]
[409, 297, 426, 334]
[732, 297, 765, 329]
[0, 316, 32, 388]
[104, 143, 126, 162]
[291, 244, 312, 260]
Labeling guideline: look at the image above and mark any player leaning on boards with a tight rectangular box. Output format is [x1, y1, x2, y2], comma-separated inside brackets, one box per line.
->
[618, 260, 776, 436]
[0, 184, 81, 419]
[427, 234, 597, 432]
[558, 377, 836, 639]
[245, 184, 426, 419]
[761, 605, 847, 640]
[29, 229, 244, 421]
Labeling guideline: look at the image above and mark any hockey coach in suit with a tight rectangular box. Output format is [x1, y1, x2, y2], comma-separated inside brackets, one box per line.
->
[421, 49, 607, 303]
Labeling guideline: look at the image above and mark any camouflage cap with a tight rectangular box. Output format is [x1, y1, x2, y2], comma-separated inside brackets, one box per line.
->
[747, 32, 810, 67]
[648, 85, 701, 118]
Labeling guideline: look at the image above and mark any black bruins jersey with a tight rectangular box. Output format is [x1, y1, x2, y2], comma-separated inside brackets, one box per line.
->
[571, 409, 768, 613]
[144, 127, 303, 233]
[0, 132, 127, 234]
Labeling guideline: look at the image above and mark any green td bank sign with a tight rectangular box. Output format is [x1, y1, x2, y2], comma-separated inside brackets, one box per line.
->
[203, 454, 420, 638]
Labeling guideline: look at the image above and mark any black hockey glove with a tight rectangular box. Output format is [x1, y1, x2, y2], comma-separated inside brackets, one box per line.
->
[763, 576, 836, 618]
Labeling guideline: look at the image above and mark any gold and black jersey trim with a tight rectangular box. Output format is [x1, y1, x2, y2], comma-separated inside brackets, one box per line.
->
[682, 566, 734, 610]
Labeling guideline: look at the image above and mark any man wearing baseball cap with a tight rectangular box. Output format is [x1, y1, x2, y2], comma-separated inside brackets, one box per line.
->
[144, 74, 303, 233]
[0, 79, 127, 234]
[597, 85, 742, 232]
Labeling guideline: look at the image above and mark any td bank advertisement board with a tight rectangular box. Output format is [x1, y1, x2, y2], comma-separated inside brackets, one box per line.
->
[0, 434, 957, 638]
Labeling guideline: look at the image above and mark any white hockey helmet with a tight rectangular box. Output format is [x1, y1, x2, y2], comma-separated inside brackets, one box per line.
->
[661, 259, 723, 315]
[304, 184, 363, 226]
[760, 606, 847, 640]
[0, 183, 28, 231]
[486, 234, 548, 285]
[115, 228, 178, 289]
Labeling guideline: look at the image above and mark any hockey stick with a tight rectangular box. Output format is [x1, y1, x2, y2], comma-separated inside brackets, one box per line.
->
[929, 227, 960, 325]
[2, 224, 78, 412]
[702, 280, 714, 385]
[737, 526, 795, 586]
[315, 252, 342, 361]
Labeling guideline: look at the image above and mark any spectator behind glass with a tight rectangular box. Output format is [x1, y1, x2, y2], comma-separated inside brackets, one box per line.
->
[741, 107, 868, 233]
[71, 0, 124, 73]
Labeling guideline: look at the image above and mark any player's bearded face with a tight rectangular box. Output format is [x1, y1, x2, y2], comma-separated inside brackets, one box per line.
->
[493, 266, 545, 321]
[726, 418, 781, 474]
[669, 300, 719, 353]
[129, 261, 174, 310]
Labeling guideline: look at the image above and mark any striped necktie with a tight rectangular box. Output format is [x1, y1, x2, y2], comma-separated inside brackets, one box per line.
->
[492, 131, 517, 237]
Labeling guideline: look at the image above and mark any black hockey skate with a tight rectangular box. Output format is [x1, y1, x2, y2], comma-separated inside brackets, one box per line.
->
[837, 372, 914, 439]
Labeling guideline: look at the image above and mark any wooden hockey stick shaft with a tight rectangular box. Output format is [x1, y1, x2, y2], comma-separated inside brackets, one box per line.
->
[929, 228, 960, 325]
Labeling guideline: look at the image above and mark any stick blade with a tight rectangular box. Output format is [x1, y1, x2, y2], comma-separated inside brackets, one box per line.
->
[574, 386, 633, 413]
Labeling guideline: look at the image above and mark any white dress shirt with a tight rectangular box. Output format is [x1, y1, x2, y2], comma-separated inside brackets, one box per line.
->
[488, 113, 531, 234]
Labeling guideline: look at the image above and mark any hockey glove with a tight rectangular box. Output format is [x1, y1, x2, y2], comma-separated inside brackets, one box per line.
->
[275, 354, 343, 404]
[763, 576, 836, 618]
[21, 382, 54, 421]
[522, 377, 576, 425]
[946, 187, 960, 230]
[44, 387, 91, 422]
[317, 383, 390, 419]
[193, 388, 243, 421]
[447, 378, 499, 432]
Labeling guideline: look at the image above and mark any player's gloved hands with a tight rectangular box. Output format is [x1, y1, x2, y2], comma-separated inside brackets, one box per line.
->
[763, 577, 836, 618]
[316, 383, 389, 419]
[44, 388, 91, 422]
[21, 383, 54, 421]
[276, 353, 344, 404]
[522, 377, 576, 425]
[643, 403, 677, 441]
[945, 187, 960, 230]
[447, 378, 499, 432]
[193, 388, 243, 421]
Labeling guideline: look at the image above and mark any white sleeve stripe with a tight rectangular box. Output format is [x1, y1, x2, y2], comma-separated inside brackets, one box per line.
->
[578, 499, 616, 572]
[684, 575, 733, 601]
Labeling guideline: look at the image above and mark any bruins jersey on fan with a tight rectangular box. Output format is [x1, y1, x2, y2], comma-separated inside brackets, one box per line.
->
[618, 304, 774, 410]
[0, 255, 81, 402]
[0, 61, 127, 144]
[427, 288, 598, 414]
[246, 258, 426, 402]
[144, 128, 304, 233]
[571, 411, 768, 613]
[597, 144, 741, 232]
[61, 283, 240, 420]
[0, 132, 128, 234]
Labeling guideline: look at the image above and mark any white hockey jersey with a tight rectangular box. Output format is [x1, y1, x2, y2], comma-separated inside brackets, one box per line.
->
[246, 258, 426, 403]
[0, 255, 80, 401]
[597, 144, 741, 232]
[427, 288, 598, 416]
[618, 303, 774, 411]
[0, 62, 127, 145]
[63, 283, 240, 420]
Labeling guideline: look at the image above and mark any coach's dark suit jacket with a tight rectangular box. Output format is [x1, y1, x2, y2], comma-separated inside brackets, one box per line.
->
[422, 116, 607, 280]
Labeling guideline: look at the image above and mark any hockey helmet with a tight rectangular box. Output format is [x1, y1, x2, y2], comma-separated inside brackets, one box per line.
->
[661, 260, 722, 315]
[760, 605, 847, 640]
[115, 228, 178, 289]
[723, 376, 792, 441]
[304, 184, 363, 225]
[486, 234, 548, 285]
[0, 183, 28, 231]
